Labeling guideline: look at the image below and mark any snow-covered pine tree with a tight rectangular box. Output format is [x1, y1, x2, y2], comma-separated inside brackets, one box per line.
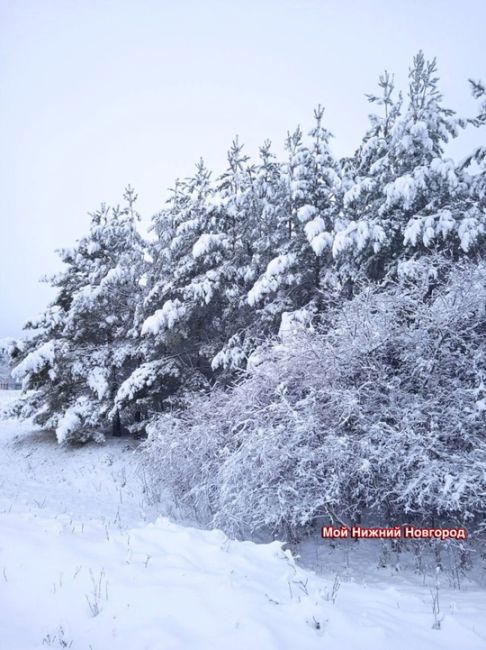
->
[248, 107, 341, 328]
[460, 80, 486, 221]
[333, 70, 402, 290]
[209, 138, 283, 371]
[10, 188, 146, 443]
[136, 138, 282, 385]
[116, 160, 226, 419]
[334, 53, 477, 286]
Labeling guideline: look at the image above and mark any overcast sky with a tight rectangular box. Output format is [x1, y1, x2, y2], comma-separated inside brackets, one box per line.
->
[1, 0, 484, 338]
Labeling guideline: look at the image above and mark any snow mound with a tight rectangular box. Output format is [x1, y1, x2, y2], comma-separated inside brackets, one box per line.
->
[0, 513, 331, 650]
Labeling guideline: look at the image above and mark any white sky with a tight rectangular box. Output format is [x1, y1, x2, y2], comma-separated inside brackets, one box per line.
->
[1, 0, 485, 337]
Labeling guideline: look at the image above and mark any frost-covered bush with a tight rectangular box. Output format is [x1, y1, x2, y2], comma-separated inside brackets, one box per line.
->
[143, 258, 486, 540]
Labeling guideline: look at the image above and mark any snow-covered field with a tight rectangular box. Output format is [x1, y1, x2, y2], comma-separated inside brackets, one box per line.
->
[1, 391, 485, 649]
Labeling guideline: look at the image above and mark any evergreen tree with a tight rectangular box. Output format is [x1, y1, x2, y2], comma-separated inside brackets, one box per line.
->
[11, 188, 146, 442]
[117, 161, 224, 418]
[248, 107, 341, 325]
[334, 53, 476, 286]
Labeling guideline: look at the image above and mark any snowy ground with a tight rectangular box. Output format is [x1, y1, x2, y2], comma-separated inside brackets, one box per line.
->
[1, 391, 485, 649]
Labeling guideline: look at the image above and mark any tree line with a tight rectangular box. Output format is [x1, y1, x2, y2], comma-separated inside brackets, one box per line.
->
[7, 52, 486, 539]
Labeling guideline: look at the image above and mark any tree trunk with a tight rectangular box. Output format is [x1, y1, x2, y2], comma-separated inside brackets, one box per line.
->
[112, 409, 122, 437]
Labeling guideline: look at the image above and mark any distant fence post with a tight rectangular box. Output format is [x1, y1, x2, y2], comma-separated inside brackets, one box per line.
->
[0, 380, 21, 390]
